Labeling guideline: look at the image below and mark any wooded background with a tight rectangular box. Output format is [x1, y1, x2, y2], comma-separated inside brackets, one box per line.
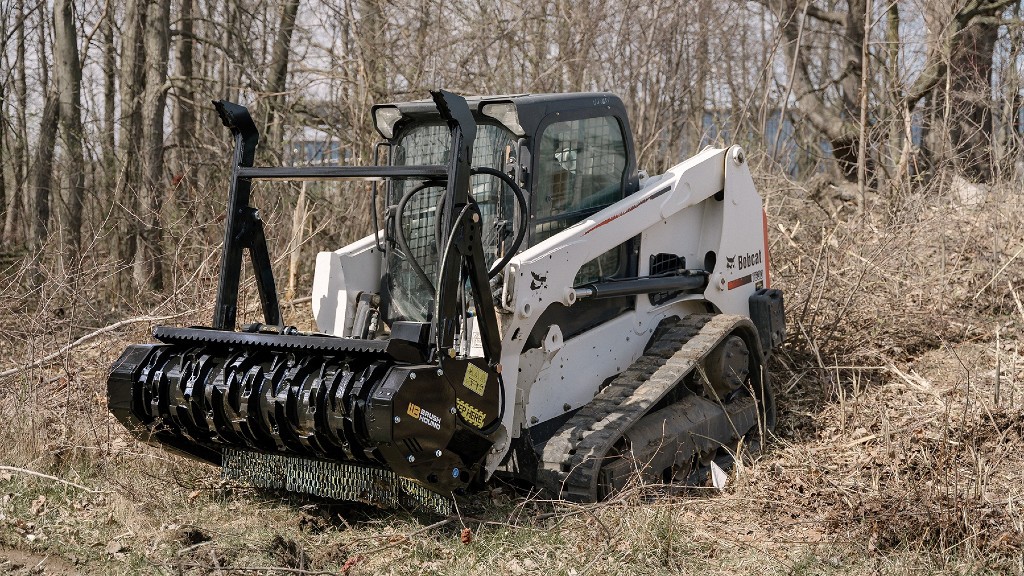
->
[1, 0, 1021, 307]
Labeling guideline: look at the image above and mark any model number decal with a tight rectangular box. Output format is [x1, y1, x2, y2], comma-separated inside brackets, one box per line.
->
[727, 269, 763, 290]
[406, 402, 442, 430]
[456, 399, 486, 429]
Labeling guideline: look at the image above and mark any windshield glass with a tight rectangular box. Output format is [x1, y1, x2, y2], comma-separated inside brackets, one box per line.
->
[385, 121, 516, 324]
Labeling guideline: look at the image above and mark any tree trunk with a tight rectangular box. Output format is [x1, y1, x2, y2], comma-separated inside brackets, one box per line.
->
[943, 19, 1000, 182]
[30, 94, 60, 254]
[135, 0, 170, 291]
[172, 0, 196, 181]
[354, 0, 387, 158]
[3, 0, 29, 247]
[53, 0, 86, 255]
[264, 0, 301, 154]
[0, 58, 6, 237]
[102, 0, 117, 206]
[885, 1, 906, 190]
[356, 0, 386, 103]
[117, 0, 147, 294]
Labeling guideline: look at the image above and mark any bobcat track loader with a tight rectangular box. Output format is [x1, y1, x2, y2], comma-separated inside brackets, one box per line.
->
[108, 91, 785, 514]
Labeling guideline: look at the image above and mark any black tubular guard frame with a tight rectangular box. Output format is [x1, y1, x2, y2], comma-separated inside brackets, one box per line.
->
[208, 94, 503, 367]
[212, 100, 279, 330]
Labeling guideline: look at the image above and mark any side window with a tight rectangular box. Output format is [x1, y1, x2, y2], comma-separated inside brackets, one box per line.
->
[533, 116, 627, 231]
[533, 115, 628, 284]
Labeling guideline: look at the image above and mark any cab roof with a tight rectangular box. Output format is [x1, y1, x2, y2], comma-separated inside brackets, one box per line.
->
[373, 92, 632, 143]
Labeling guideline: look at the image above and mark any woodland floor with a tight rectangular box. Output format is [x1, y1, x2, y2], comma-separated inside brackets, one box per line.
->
[1, 171, 1022, 575]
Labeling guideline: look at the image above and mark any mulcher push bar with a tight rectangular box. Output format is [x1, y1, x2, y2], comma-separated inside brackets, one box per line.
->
[211, 101, 445, 332]
[210, 93, 502, 366]
[235, 165, 448, 181]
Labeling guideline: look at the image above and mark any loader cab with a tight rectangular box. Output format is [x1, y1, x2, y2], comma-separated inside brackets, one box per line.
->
[373, 93, 639, 328]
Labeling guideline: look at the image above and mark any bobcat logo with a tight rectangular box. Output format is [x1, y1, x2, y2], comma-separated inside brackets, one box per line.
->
[727, 250, 763, 271]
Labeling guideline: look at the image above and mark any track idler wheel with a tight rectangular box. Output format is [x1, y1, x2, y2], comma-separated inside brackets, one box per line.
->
[702, 335, 750, 400]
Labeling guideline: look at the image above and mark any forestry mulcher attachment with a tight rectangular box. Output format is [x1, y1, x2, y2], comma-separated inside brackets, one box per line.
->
[108, 91, 785, 513]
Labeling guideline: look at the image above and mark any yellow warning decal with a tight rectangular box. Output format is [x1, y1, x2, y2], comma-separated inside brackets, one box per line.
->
[463, 363, 488, 396]
[456, 399, 486, 429]
[407, 403, 421, 419]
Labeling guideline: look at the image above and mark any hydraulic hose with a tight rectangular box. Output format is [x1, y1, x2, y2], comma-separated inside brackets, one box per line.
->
[394, 180, 445, 294]
[470, 166, 528, 279]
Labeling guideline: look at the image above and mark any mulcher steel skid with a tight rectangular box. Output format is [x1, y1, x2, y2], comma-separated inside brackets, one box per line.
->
[108, 90, 786, 513]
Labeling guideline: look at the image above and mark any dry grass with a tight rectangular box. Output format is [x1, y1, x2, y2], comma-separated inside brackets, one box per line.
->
[1, 169, 1023, 575]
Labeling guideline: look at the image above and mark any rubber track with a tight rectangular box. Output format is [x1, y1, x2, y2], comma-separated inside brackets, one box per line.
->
[537, 313, 753, 501]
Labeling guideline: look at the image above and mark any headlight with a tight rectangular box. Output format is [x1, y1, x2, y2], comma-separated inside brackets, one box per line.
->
[480, 102, 525, 137]
[372, 106, 403, 139]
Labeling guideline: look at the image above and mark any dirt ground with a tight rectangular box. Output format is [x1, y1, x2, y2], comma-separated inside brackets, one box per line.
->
[1, 176, 1022, 575]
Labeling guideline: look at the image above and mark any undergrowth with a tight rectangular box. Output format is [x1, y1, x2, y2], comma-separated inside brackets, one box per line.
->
[1, 166, 1023, 574]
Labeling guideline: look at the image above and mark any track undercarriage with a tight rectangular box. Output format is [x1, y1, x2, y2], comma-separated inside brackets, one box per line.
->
[536, 314, 774, 500]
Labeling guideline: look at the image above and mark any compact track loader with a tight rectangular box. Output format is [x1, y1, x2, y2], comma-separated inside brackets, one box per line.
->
[108, 91, 785, 513]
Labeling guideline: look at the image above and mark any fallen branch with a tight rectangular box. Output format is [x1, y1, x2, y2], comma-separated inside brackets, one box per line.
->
[0, 313, 185, 379]
[0, 465, 105, 494]
[170, 563, 337, 575]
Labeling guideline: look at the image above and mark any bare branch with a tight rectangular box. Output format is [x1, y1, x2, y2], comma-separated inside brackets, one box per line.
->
[961, 0, 1018, 23]
[805, 4, 845, 25]
[0, 313, 189, 379]
[0, 466, 106, 494]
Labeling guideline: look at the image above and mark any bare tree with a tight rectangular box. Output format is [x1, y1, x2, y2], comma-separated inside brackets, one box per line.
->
[53, 0, 86, 254]
[3, 0, 29, 246]
[759, 0, 868, 181]
[172, 0, 196, 182]
[116, 0, 146, 293]
[264, 0, 301, 153]
[136, 0, 171, 290]
[101, 0, 117, 203]
[31, 92, 59, 253]
[27, 6, 57, 256]
[0, 15, 7, 236]
[925, 3, 1010, 182]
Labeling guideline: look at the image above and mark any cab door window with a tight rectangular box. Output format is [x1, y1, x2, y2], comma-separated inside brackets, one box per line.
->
[532, 115, 629, 283]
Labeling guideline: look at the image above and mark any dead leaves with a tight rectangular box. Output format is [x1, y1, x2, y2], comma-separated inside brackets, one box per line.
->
[29, 495, 46, 516]
[340, 554, 364, 574]
[104, 540, 124, 555]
